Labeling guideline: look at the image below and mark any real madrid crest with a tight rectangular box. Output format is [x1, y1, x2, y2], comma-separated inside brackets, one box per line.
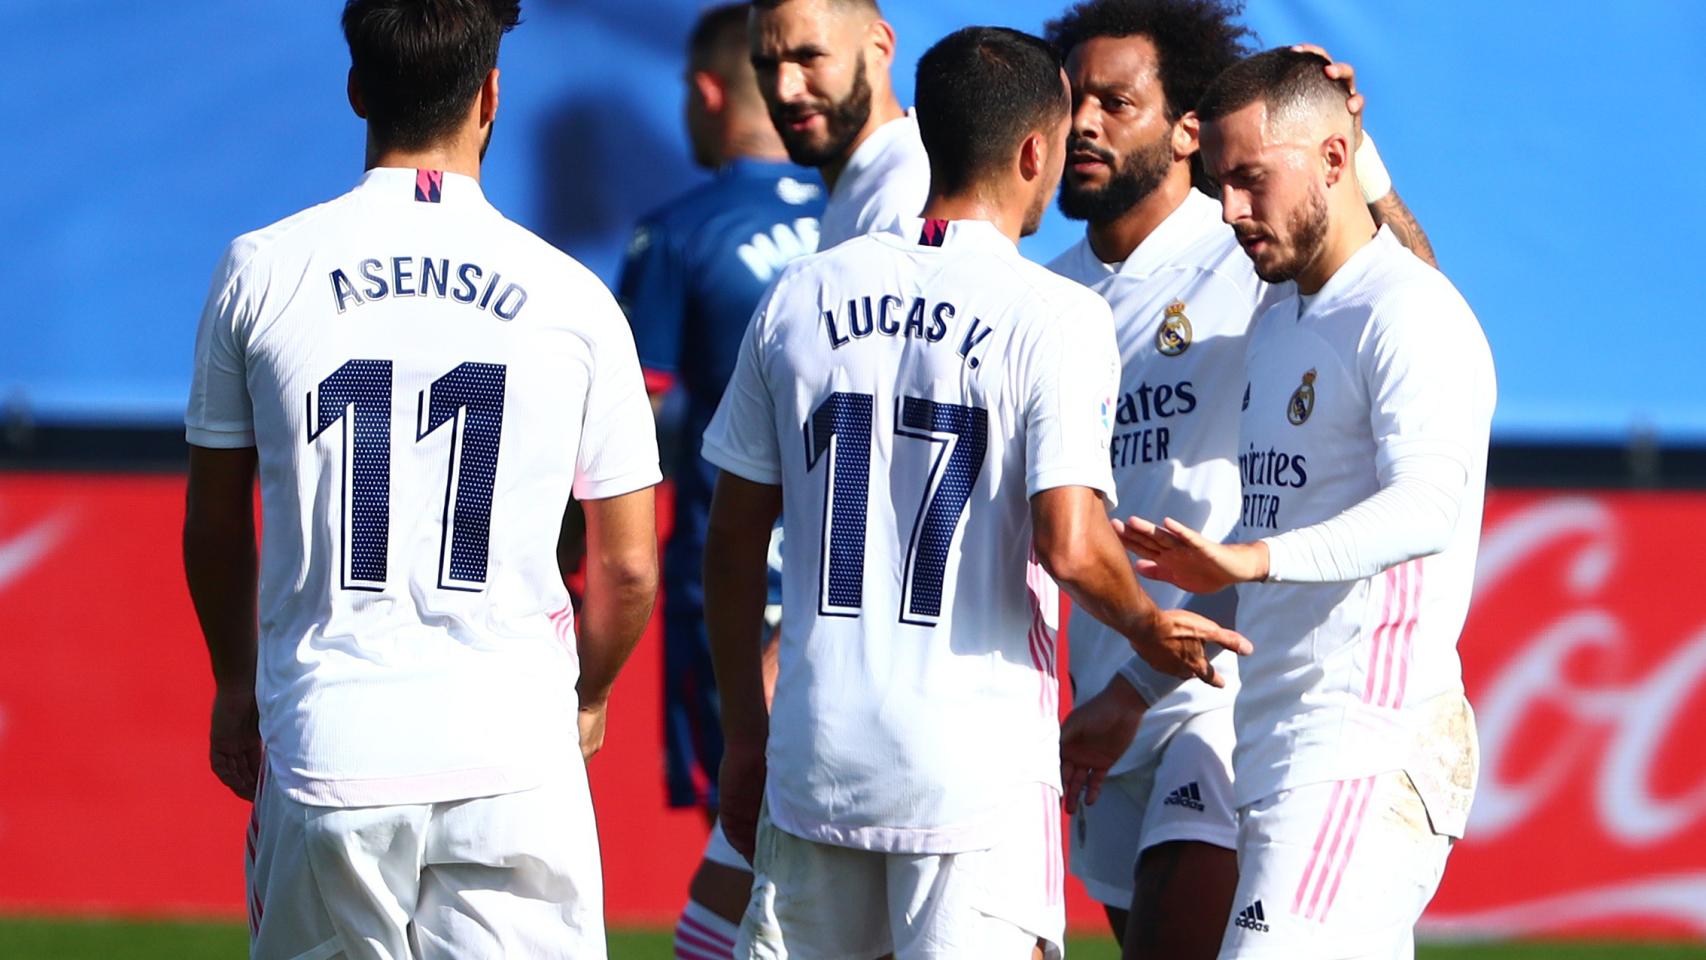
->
[1287, 369, 1317, 425]
[1156, 300, 1192, 357]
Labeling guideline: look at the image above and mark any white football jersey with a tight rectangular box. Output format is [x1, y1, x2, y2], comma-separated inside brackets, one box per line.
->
[815, 111, 931, 248]
[1049, 189, 1286, 773]
[186, 168, 661, 807]
[1232, 227, 1494, 807]
[703, 217, 1119, 854]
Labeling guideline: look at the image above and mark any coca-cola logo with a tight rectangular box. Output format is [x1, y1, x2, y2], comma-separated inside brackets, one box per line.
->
[1424, 495, 1706, 938]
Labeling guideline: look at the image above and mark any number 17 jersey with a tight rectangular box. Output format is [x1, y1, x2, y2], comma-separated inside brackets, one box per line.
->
[185, 168, 661, 807]
[702, 218, 1119, 854]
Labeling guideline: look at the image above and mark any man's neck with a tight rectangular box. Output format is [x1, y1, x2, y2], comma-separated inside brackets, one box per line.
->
[722, 120, 791, 165]
[820, 92, 905, 193]
[366, 135, 482, 182]
[1085, 164, 1193, 265]
[920, 189, 1025, 245]
[1296, 193, 1378, 295]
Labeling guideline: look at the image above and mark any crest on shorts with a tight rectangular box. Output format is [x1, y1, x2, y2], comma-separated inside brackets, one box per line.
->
[1156, 300, 1192, 357]
[1287, 369, 1317, 425]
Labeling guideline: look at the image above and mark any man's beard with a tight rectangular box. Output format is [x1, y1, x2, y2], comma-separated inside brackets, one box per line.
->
[773, 56, 873, 169]
[1057, 127, 1172, 223]
[1243, 184, 1329, 284]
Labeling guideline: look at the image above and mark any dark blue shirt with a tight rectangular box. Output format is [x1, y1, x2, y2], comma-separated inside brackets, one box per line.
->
[618, 158, 824, 610]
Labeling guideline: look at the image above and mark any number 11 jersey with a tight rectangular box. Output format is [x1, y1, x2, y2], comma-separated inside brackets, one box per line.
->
[703, 218, 1119, 854]
[185, 168, 660, 807]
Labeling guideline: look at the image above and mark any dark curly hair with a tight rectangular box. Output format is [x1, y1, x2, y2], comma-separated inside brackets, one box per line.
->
[1044, 0, 1256, 122]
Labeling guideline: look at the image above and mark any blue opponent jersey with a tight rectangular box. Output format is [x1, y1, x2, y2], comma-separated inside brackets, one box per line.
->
[618, 158, 824, 609]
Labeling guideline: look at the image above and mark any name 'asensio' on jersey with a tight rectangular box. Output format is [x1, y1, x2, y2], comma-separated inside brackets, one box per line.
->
[820, 293, 997, 369]
[329, 254, 529, 320]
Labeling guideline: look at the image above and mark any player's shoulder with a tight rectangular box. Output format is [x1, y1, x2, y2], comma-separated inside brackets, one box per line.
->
[1361, 237, 1481, 336]
[216, 194, 352, 286]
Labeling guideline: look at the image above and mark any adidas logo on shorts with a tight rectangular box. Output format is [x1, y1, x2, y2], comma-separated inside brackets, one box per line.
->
[1235, 900, 1270, 933]
[1162, 781, 1206, 812]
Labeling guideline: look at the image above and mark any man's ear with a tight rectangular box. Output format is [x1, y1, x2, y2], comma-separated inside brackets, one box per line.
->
[1173, 110, 1201, 159]
[692, 69, 727, 115]
[479, 68, 500, 128]
[348, 68, 367, 119]
[1019, 130, 1046, 181]
[1321, 130, 1351, 187]
[867, 18, 897, 69]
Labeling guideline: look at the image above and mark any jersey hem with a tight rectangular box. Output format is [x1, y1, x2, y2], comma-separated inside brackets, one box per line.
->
[701, 442, 783, 486]
[185, 425, 256, 448]
[272, 758, 560, 808]
[573, 465, 663, 502]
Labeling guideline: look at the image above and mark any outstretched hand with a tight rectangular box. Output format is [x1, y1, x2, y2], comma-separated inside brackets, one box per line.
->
[1137, 607, 1251, 687]
[1116, 516, 1269, 596]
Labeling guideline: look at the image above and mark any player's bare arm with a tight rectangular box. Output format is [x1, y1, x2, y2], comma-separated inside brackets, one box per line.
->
[1032, 486, 1250, 686]
[182, 444, 263, 801]
[1292, 43, 1439, 267]
[703, 471, 783, 862]
[1368, 189, 1437, 266]
[575, 487, 660, 761]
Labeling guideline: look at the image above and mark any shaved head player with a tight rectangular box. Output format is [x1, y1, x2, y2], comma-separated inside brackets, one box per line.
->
[1119, 48, 1493, 958]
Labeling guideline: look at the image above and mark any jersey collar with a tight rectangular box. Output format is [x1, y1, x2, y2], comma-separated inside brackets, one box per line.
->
[878, 217, 1015, 255]
[354, 166, 490, 208]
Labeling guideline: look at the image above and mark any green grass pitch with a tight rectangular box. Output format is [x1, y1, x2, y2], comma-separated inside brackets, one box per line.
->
[0, 918, 1700, 959]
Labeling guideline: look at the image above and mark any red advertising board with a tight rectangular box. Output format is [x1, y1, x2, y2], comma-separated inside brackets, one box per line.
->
[0, 474, 1701, 940]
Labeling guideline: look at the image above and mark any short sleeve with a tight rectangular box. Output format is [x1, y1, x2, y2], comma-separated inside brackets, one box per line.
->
[617, 218, 686, 386]
[700, 300, 781, 486]
[573, 295, 664, 501]
[1023, 293, 1120, 506]
[184, 240, 256, 448]
[1361, 288, 1495, 485]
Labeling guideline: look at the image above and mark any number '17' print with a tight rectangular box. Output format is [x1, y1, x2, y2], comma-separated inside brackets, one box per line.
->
[803, 391, 988, 625]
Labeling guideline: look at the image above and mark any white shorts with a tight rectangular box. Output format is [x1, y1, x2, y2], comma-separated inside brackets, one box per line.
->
[705, 818, 754, 871]
[246, 763, 605, 960]
[1069, 707, 1238, 907]
[1219, 771, 1452, 959]
[736, 785, 1065, 960]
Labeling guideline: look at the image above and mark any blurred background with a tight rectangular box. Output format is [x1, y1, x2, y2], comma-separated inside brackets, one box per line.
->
[2, 0, 1703, 956]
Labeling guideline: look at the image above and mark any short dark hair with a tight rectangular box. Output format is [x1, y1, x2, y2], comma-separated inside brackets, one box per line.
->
[1195, 46, 1342, 127]
[1044, 0, 1254, 122]
[689, 2, 748, 68]
[914, 27, 1068, 195]
[342, 0, 523, 150]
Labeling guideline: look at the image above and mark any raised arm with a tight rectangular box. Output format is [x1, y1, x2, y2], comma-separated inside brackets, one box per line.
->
[182, 444, 262, 801]
[575, 487, 659, 760]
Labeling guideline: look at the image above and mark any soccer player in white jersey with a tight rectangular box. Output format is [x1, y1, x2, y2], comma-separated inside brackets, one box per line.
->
[748, 0, 930, 246]
[700, 27, 1248, 960]
[1114, 48, 1494, 958]
[1041, 4, 1439, 958]
[180, 3, 661, 957]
